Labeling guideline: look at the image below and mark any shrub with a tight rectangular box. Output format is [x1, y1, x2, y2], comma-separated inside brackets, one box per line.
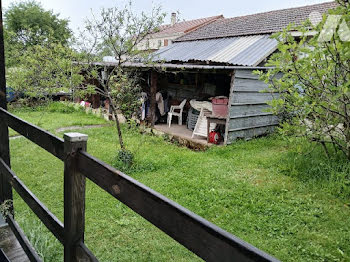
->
[258, 1, 350, 160]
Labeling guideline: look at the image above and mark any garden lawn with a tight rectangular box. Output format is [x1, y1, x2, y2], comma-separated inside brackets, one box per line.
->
[8, 104, 107, 137]
[8, 106, 350, 262]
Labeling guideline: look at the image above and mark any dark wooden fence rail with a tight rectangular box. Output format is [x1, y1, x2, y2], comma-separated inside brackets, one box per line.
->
[0, 107, 279, 262]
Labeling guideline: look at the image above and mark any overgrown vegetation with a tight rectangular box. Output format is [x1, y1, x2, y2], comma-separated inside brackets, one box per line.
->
[7, 42, 84, 101]
[258, 0, 350, 160]
[8, 108, 350, 262]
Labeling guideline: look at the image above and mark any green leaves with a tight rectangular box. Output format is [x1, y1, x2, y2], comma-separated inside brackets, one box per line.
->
[109, 69, 142, 121]
[259, 1, 350, 160]
[7, 42, 84, 100]
[4, 1, 72, 67]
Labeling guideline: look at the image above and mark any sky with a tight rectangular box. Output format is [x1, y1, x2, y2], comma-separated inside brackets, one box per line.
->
[3, 0, 332, 34]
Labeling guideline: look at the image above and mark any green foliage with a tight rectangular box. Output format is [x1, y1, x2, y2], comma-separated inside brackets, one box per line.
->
[115, 149, 135, 168]
[110, 69, 142, 121]
[258, 1, 350, 160]
[45, 101, 83, 113]
[0, 200, 13, 217]
[4, 1, 72, 67]
[7, 42, 84, 100]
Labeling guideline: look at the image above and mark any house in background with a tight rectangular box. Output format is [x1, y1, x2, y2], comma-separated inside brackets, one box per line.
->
[137, 13, 223, 52]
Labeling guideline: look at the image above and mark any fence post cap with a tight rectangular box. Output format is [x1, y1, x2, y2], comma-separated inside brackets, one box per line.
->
[64, 133, 88, 142]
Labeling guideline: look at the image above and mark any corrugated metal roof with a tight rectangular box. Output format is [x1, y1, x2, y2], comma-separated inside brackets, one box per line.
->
[91, 61, 272, 71]
[153, 35, 277, 66]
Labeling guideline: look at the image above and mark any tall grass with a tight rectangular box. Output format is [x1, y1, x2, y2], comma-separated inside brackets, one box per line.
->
[15, 210, 62, 261]
[277, 137, 350, 200]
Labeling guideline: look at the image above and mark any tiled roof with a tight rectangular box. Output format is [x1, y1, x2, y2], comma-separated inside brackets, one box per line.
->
[151, 15, 223, 38]
[176, 1, 338, 41]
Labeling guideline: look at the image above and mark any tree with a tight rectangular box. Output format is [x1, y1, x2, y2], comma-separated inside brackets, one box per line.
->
[78, 1, 165, 154]
[258, 0, 350, 160]
[7, 42, 85, 103]
[4, 1, 72, 66]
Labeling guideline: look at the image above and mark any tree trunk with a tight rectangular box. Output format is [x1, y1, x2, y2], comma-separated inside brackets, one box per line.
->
[109, 101, 125, 150]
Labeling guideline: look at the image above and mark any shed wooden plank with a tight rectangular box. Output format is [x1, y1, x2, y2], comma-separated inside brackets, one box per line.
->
[230, 104, 271, 117]
[231, 92, 277, 104]
[235, 70, 262, 80]
[227, 125, 276, 143]
[233, 78, 269, 92]
[228, 115, 279, 131]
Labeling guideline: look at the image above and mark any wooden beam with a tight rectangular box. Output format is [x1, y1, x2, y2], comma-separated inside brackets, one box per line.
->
[0, 0, 12, 204]
[150, 70, 157, 127]
[0, 108, 65, 161]
[76, 242, 99, 262]
[224, 71, 235, 145]
[0, 158, 64, 243]
[76, 150, 279, 262]
[64, 133, 88, 262]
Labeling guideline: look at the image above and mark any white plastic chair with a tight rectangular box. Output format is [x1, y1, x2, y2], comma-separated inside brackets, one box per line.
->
[167, 99, 187, 127]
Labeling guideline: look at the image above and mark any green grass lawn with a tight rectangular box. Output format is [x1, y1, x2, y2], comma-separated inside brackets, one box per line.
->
[8, 103, 107, 137]
[7, 104, 350, 262]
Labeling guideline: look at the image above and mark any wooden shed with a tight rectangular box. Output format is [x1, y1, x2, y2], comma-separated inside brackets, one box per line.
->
[226, 69, 279, 143]
[122, 62, 278, 145]
[105, 2, 336, 146]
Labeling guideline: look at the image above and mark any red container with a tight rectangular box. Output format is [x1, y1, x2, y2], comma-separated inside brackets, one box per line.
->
[212, 97, 229, 117]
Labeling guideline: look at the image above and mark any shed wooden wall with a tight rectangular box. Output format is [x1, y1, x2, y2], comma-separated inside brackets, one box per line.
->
[226, 69, 279, 144]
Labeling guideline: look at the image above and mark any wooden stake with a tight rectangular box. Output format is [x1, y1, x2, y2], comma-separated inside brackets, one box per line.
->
[64, 133, 88, 262]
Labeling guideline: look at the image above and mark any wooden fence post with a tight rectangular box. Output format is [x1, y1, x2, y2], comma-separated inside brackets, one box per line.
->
[150, 70, 158, 127]
[64, 133, 88, 262]
[0, 0, 12, 205]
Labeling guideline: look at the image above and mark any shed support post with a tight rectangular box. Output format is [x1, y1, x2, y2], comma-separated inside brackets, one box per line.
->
[150, 70, 158, 127]
[224, 71, 235, 145]
[64, 133, 88, 262]
[0, 0, 12, 206]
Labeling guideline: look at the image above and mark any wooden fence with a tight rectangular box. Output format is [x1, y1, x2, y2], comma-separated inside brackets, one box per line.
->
[0, 107, 280, 261]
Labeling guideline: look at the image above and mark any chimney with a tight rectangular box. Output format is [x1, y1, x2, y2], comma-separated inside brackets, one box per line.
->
[171, 12, 177, 25]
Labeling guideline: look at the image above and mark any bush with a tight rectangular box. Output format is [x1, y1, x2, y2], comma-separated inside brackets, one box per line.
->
[45, 101, 85, 114]
[112, 149, 135, 171]
[258, 2, 350, 160]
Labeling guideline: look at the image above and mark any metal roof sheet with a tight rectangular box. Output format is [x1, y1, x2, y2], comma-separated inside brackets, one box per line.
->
[153, 35, 277, 66]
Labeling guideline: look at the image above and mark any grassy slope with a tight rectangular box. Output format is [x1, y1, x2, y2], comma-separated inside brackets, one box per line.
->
[8, 107, 350, 262]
